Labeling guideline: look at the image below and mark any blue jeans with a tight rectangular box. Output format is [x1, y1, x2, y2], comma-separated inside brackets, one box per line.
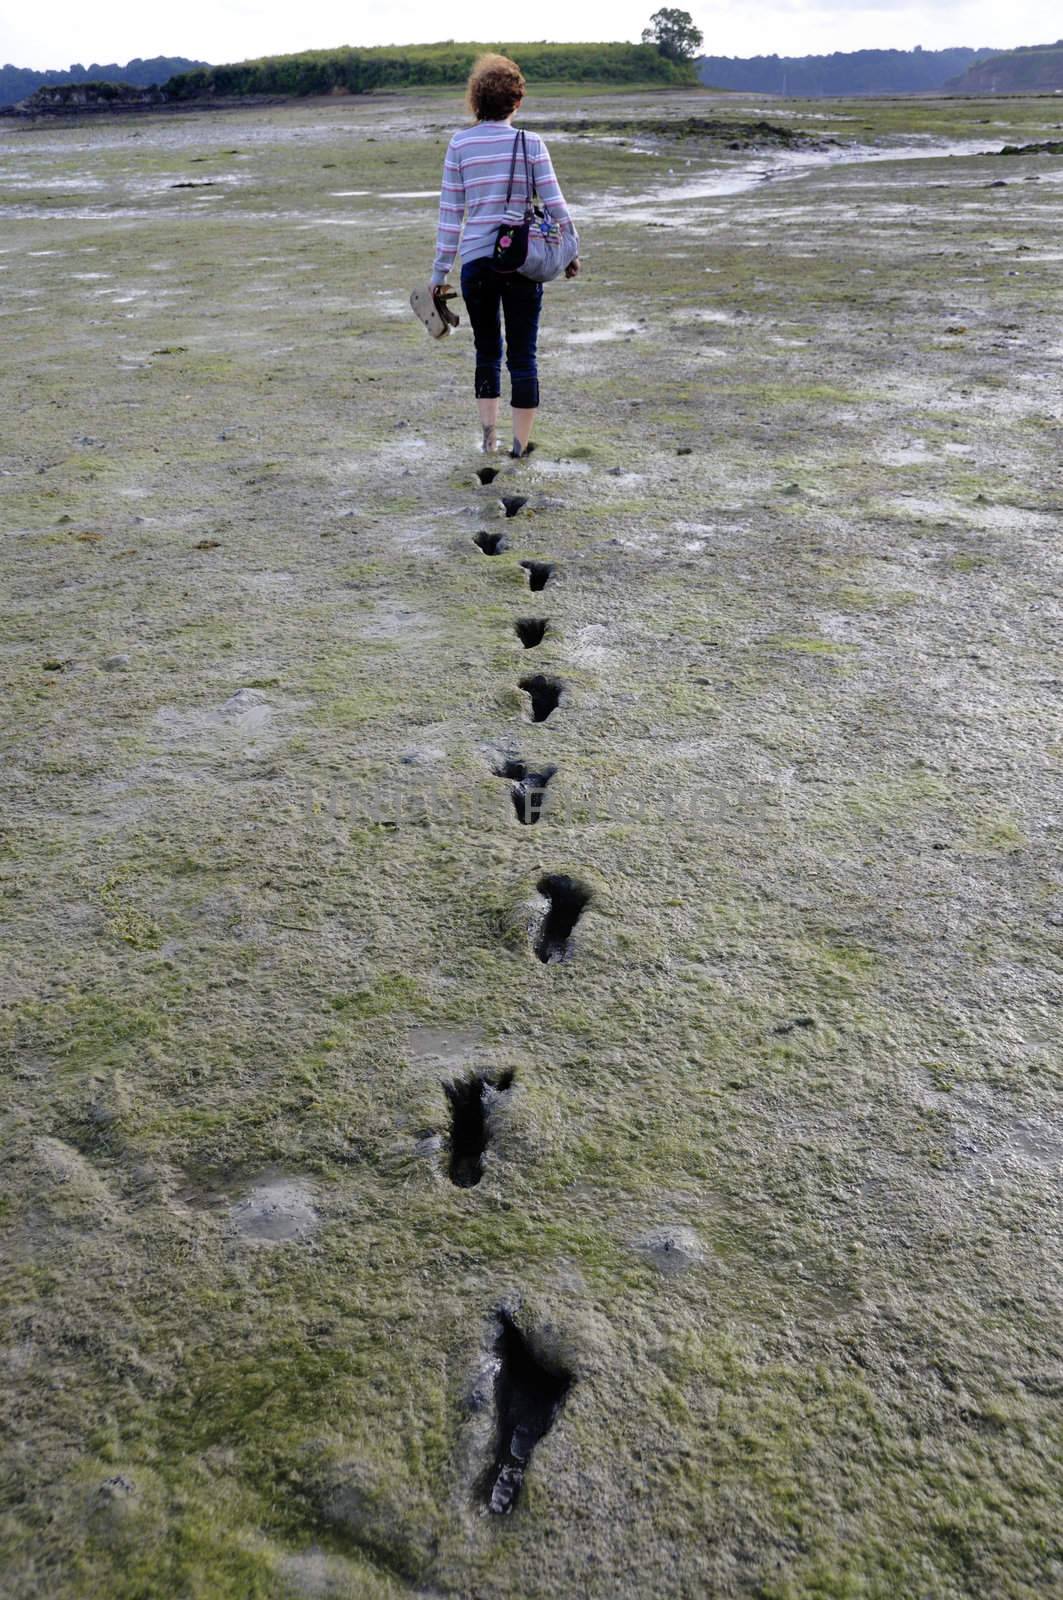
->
[460, 257, 543, 409]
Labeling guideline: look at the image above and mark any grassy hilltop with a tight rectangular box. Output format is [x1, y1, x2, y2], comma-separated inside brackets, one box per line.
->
[165, 41, 697, 99]
[947, 38, 1063, 91]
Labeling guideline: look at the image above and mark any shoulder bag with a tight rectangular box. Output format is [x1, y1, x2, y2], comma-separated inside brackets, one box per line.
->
[492, 129, 579, 284]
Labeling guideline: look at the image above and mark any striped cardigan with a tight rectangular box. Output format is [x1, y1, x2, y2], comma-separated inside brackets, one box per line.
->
[431, 120, 572, 286]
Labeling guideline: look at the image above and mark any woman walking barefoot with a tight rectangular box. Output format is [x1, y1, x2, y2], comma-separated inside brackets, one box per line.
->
[428, 54, 580, 457]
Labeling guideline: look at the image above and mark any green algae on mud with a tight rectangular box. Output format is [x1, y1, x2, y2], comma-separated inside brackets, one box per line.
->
[2, 83, 1062, 1600]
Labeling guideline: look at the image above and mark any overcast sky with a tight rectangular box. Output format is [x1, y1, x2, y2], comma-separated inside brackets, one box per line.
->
[3, 1, 1058, 72]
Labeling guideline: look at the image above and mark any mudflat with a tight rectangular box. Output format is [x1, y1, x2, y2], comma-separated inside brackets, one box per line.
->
[1, 85, 1061, 1599]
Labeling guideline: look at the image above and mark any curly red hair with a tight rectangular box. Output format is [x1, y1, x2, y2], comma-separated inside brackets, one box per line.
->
[466, 53, 525, 121]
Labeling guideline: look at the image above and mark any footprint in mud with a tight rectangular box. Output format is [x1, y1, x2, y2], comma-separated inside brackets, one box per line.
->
[514, 618, 549, 650]
[519, 674, 563, 723]
[473, 530, 506, 555]
[481, 1310, 572, 1515]
[477, 466, 501, 486]
[493, 758, 557, 825]
[501, 495, 528, 519]
[534, 874, 592, 963]
[520, 560, 555, 592]
[444, 1070, 515, 1187]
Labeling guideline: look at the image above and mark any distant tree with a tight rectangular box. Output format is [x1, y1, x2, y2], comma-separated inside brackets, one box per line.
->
[641, 9, 703, 62]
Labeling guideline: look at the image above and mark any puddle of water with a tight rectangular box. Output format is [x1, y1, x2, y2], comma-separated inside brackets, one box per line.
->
[1, 175, 106, 192]
[582, 138, 1008, 219]
[671, 307, 734, 324]
[330, 189, 371, 197]
[747, 108, 859, 122]
[379, 189, 438, 199]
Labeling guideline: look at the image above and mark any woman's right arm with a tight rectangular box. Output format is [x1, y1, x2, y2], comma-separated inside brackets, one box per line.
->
[531, 136, 571, 227]
[431, 139, 465, 288]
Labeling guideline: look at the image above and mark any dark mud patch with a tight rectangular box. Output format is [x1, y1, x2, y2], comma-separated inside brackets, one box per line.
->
[773, 1015, 816, 1036]
[481, 1310, 572, 1515]
[477, 466, 501, 485]
[493, 758, 558, 825]
[444, 1070, 515, 1188]
[519, 674, 562, 723]
[548, 115, 819, 148]
[514, 617, 549, 650]
[534, 874, 592, 964]
[474, 530, 506, 555]
[998, 140, 1063, 157]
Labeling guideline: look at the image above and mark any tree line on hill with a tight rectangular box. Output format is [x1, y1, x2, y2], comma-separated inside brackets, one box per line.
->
[163, 41, 694, 100]
[695, 46, 996, 96]
[0, 56, 205, 108]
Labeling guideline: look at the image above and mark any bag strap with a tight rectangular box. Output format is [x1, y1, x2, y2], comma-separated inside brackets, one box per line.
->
[521, 129, 535, 206]
[503, 127, 523, 207]
[503, 128, 537, 213]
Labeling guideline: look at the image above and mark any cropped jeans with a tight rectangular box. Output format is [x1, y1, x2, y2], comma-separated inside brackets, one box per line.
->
[460, 257, 543, 409]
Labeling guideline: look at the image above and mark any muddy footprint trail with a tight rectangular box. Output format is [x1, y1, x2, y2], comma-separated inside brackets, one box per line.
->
[442, 434, 591, 1515]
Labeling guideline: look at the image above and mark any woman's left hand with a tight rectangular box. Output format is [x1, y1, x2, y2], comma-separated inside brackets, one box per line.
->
[564, 257, 581, 279]
[432, 283, 461, 328]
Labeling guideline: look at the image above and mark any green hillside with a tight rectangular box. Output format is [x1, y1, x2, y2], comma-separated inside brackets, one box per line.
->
[165, 41, 696, 99]
[947, 38, 1063, 91]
